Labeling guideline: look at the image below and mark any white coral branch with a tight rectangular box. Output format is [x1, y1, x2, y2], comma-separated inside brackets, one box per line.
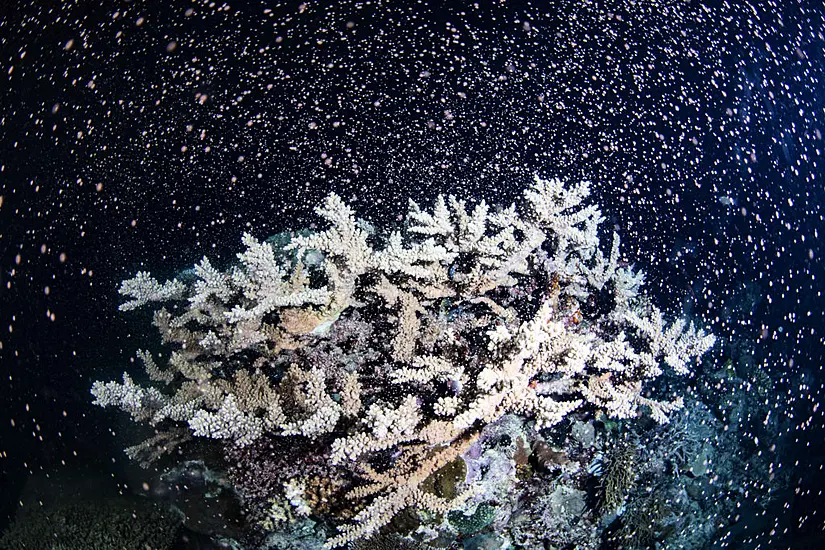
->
[118, 272, 185, 311]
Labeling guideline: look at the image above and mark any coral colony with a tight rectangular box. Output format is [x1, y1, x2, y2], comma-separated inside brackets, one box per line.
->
[91, 176, 715, 547]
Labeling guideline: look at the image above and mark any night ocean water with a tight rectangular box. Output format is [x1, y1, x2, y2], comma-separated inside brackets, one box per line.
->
[1, 1, 824, 549]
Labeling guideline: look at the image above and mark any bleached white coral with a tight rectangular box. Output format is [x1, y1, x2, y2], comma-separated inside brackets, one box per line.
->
[188, 394, 264, 447]
[190, 256, 232, 307]
[93, 174, 717, 548]
[407, 195, 454, 236]
[434, 396, 460, 417]
[611, 265, 645, 317]
[329, 395, 422, 464]
[524, 176, 603, 258]
[91, 372, 167, 421]
[283, 479, 312, 516]
[624, 306, 717, 375]
[118, 272, 185, 311]
[286, 192, 373, 278]
[390, 355, 464, 385]
[406, 193, 545, 293]
[279, 367, 342, 438]
[581, 231, 621, 290]
[372, 230, 454, 279]
[225, 233, 331, 323]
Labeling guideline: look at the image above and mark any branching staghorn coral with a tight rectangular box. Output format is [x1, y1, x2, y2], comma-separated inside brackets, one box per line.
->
[91, 176, 715, 546]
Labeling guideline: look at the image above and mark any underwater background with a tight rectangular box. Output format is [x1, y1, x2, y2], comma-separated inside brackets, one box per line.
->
[1, 0, 824, 548]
